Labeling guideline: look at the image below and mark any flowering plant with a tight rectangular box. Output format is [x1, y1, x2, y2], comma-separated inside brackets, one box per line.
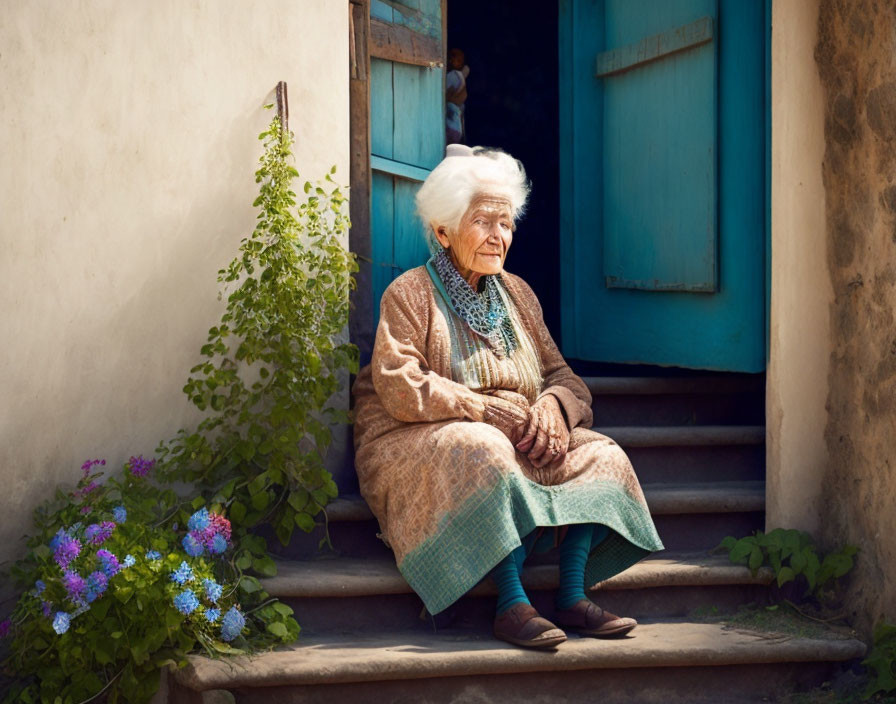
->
[1, 457, 299, 703]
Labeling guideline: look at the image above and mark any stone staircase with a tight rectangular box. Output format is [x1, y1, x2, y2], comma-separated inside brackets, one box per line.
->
[168, 374, 865, 703]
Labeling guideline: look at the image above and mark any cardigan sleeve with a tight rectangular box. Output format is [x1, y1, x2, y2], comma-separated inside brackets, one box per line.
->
[506, 274, 594, 430]
[371, 276, 488, 424]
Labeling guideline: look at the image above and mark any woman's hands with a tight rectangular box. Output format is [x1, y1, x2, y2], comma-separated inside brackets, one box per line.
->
[481, 393, 530, 445]
[515, 394, 569, 469]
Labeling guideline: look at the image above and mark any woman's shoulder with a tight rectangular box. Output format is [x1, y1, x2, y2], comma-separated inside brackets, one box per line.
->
[500, 269, 538, 301]
[384, 266, 432, 296]
[380, 266, 435, 313]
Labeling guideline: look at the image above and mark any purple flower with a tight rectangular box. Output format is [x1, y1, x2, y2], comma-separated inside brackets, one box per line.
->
[0, 619, 11, 638]
[41, 601, 52, 618]
[128, 455, 155, 478]
[62, 571, 87, 602]
[182, 532, 205, 557]
[52, 612, 71, 635]
[205, 608, 220, 623]
[80, 506, 92, 515]
[145, 550, 162, 561]
[188, 508, 210, 532]
[112, 505, 127, 523]
[81, 459, 105, 477]
[84, 522, 115, 546]
[203, 579, 223, 603]
[85, 570, 108, 602]
[123, 554, 136, 568]
[173, 589, 200, 615]
[53, 535, 81, 570]
[96, 549, 121, 577]
[220, 607, 245, 642]
[74, 481, 100, 499]
[170, 561, 194, 585]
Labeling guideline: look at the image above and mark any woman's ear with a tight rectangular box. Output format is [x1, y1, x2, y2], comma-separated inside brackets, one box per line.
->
[434, 225, 451, 249]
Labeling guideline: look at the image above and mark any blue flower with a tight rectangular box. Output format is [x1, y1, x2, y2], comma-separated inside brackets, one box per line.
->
[203, 578, 223, 603]
[187, 508, 210, 532]
[145, 550, 162, 561]
[208, 533, 228, 555]
[96, 549, 121, 577]
[170, 561, 194, 585]
[173, 589, 200, 615]
[112, 505, 127, 523]
[52, 612, 71, 635]
[182, 532, 204, 557]
[34, 580, 46, 595]
[123, 554, 136, 568]
[205, 608, 221, 623]
[49, 528, 67, 550]
[85, 571, 108, 603]
[220, 607, 245, 642]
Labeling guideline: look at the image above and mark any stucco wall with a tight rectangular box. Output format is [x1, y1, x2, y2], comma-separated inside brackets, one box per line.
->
[815, 0, 896, 636]
[0, 1, 349, 581]
[766, 0, 831, 537]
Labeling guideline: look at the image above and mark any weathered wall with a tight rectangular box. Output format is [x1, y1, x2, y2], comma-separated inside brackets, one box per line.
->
[766, 0, 831, 537]
[815, 0, 896, 637]
[0, 1, 349, 581]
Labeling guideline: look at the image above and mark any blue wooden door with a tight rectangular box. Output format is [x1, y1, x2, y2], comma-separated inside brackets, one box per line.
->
[559, 0, 767, 371]
[370, 0, 444, 321]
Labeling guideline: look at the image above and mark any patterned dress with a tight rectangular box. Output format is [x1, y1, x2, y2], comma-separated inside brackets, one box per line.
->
[352, 265, 664, 615]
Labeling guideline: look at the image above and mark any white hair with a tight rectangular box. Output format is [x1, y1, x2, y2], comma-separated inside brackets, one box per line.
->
[415, 147, 530, 253]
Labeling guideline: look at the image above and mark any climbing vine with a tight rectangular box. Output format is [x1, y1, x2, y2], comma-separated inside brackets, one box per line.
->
[155, 110, 358, 547]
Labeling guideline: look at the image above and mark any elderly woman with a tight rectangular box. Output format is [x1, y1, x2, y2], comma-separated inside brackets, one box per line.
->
[352, 144, 664, 649]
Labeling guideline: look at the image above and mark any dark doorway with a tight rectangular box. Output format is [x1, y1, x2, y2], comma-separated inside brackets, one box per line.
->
[447, 0, 561, 337]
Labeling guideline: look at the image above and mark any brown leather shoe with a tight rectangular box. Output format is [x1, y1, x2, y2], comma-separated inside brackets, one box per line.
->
[493, 602, 567, 649]
[553, 599, 637, 637]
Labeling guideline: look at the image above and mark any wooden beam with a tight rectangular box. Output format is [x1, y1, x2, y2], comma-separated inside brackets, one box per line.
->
[349, 0, 374, 363]
[369, 17, 442, 67]
[596, 16, 713, 78]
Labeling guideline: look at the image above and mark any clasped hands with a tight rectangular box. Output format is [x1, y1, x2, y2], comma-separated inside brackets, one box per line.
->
[481, 390, 569, 469]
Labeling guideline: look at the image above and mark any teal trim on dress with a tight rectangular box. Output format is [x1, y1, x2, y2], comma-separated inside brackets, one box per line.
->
[398, 470, 664, 615]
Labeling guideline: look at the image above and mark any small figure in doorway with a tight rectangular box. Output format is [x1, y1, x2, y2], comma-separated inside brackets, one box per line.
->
[446, 48, 470, 144]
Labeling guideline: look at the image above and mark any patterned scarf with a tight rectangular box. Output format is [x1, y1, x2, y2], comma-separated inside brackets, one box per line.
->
[430, 249, 518, 358]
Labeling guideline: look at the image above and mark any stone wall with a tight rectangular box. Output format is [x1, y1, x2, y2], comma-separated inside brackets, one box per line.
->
[0, 1, 349, 587]
[816, 0, 896, 636]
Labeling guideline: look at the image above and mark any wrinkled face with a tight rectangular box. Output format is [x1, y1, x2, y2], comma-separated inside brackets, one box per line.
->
[435, 194, 514, 277]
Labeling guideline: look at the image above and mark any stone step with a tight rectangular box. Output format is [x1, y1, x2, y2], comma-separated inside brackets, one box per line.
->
[583, 376, 765, 396]
[269, 482, 766, 559]
[265, 551, 775, 597]
[594, 425, 766, 447]
[326, 480, 766, 523]
[584, 376, 765, 427]
[263, 552, 774, 632]
[169, 621, 865, 704]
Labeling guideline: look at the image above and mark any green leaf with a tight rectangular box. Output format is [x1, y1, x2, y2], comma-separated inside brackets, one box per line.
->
[239, 576, 262, 594]
[729, 538, 754, 564]
[230, 501, 247, 524]
[776, 566, 795, 587]
[251, 491, 270, 511]
[273, 602, 293, 617]
[748, 546, 763, 574]
[266, 622, 288, 637]
[294, 512, 315, 532]
[252, 556, 277, 577]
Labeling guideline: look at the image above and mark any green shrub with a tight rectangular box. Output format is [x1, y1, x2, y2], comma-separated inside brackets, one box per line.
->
[719, 528, 857, 600]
